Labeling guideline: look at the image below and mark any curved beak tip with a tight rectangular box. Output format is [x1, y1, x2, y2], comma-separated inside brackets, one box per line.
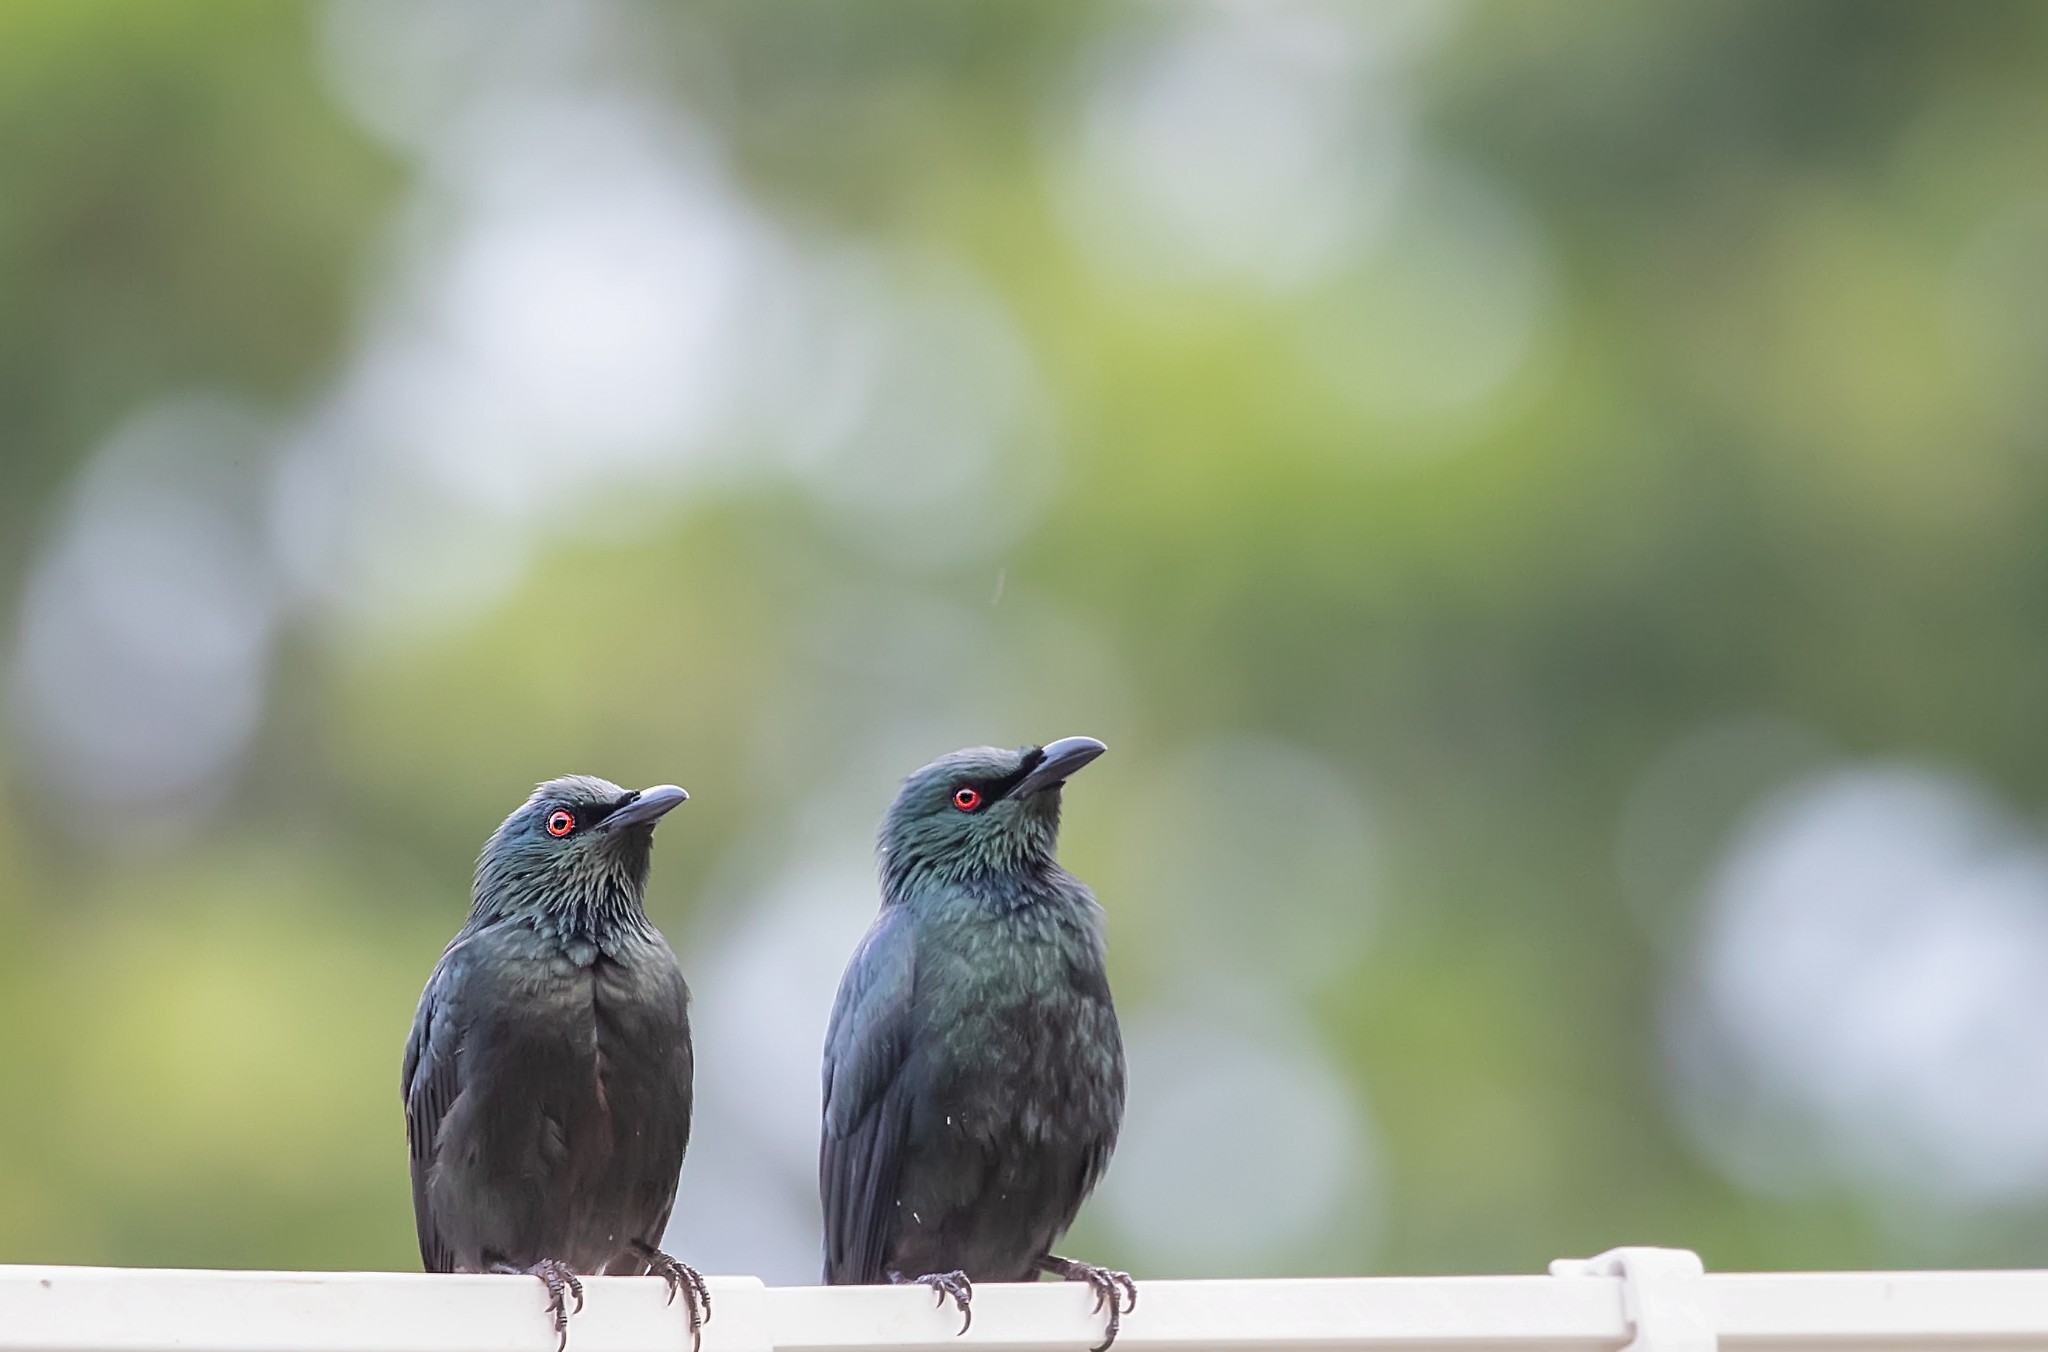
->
[1015, 735, 1107, 796]
[603, 783, 690, 830]
[1044, 735, 1107, 761]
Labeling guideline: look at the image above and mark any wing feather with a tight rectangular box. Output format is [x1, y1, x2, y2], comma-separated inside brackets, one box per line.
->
[819, 907, 918, 1284]
[402, 944, 467, 1274]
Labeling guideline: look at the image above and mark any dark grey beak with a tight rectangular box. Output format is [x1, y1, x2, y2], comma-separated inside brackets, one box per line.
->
[599, 784, 689, 830]
[1012, 736, 1107, 797]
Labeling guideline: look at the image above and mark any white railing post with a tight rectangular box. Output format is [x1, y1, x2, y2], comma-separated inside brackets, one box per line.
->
[1550, 1248, 1715, 1352]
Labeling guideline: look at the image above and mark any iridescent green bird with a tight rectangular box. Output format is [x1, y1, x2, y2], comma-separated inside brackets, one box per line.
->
[403, 776, 709, 1352]
[820, 737, 1135, 1350]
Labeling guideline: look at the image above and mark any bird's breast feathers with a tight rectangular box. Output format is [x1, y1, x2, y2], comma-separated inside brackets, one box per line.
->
[916, 906, 1125, 1142]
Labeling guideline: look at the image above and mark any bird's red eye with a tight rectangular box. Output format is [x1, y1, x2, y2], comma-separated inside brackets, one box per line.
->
[546, 810, 575, 837]
[953, 787, 983, 812]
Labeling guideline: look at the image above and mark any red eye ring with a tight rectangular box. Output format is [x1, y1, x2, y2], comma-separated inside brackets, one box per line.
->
[546, 809, 575, 837]
[952, 787, 983, 812]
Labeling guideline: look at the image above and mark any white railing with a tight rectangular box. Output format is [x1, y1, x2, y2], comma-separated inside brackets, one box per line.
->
[5, 1249, 2047, 1352]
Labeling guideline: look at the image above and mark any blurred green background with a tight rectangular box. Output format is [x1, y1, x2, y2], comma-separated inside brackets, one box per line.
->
[6, 0, 2048, 1281]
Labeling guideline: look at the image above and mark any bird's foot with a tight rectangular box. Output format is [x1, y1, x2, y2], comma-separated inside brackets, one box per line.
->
[1037, 1255, 1136, 1352]
[889, 1268, 973, 1335]
[630, 1241, 712, 1352]
[491, 1259, 585, 1352]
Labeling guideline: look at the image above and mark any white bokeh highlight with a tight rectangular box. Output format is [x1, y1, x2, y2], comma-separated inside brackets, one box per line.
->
[272, 88, 764, 629]
[1667, 765, 2048, 1206]
[1053, 2, 1452, 292]
[9, 398, 281, 829]
[291, 0, 1063, 636]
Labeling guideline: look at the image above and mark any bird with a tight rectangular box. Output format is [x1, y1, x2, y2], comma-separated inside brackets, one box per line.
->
[820, 736, 1134, 1351]
[402, 775, 710, 1352]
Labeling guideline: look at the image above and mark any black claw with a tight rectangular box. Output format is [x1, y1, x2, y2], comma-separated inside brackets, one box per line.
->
[1038, 1256, 1135, 1352]
[898, 1269, 973, 1335]
[687, 1265, 714, 1327]
[631, 1243, 712, 1352]
[492, 1260, 584, 1352]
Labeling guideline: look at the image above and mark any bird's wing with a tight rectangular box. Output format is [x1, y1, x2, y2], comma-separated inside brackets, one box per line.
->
[819, 905, 918, 1284]
[401, 940, 467, 1274]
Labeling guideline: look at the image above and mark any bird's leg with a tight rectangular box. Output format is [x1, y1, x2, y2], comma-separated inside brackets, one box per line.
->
[629, 1241, 712, 1352]
[490, 1259, 585, 1352]
[1036, 1254, 1137, 1352]
[888, 1268, 973, 1335]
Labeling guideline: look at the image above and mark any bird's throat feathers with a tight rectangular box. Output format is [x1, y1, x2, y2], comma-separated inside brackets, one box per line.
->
[879, 805, 1063, 909]
[470, 828, 658, 942]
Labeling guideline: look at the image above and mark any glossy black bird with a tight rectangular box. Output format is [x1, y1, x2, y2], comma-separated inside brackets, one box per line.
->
[403, 776, 709, 1352]
[820, 737, 1133, 1350]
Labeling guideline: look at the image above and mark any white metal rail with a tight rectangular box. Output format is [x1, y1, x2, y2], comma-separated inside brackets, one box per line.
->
[5, 1249, 2048, 1352]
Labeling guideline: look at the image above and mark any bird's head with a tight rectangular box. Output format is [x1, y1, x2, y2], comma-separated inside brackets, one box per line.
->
[879, 736, 1106, 896]
[472, 774, 689, 924]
